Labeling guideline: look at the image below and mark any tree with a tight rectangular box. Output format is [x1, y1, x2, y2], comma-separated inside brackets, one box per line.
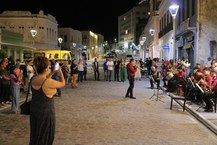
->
[104, 44, 111, 53]
[0, 49, 8, 59]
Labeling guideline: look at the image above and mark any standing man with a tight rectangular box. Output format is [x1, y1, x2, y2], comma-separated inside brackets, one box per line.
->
[114, 58, 120, 81]
[149, 65, 161, 89]
[103, 59, 108, 81]
[125, 58, 137, 99]
[92, 58, 100, 80]
[107, 58, 114, 82]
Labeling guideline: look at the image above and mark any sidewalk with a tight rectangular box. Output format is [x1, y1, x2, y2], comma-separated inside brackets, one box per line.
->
[171, 94, 217, 135]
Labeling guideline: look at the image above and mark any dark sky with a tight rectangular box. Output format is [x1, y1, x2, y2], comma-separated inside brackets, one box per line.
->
[0, 0, 140, 42]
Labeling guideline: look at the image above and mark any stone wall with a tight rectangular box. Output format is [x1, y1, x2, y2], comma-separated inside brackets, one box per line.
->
[198, 0, 217, 65]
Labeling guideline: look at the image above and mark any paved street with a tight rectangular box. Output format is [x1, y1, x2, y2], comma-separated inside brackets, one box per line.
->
[0, 73, 217, 145]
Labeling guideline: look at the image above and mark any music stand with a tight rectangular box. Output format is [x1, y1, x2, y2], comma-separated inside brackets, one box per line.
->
[149, 83, 164, 102]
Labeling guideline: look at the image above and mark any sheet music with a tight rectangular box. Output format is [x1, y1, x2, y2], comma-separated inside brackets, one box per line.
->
[195, 83, 204, 93]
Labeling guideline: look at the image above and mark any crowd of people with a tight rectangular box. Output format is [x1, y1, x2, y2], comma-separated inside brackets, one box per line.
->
[147, 57, 217, 112]
[1, 55, 217, 145]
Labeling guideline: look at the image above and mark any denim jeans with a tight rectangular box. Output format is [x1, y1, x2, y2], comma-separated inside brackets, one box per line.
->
[11, 85, 20, 112]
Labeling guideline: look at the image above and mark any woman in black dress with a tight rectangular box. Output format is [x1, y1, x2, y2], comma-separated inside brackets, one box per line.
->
[29, 56, 65, 145]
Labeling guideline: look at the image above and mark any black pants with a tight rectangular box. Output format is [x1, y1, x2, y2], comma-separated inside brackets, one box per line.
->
[104, 70, 108, 81]
[78, 71, 84, 82]
[83, 70, 87, 80]
[94, 69, 100, 80]
[150, 79, 160, 88]
[1, 84, 10, 103]
[125, 76, 135, 97]
[108, 70, 112, 81]
[202, 92, 215, 109]
[167, 77, 177, 92]
[114, 69, 119, 81]
[162, 76, 168, 86]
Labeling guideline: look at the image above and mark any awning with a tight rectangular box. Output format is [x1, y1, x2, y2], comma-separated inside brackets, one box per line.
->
[0, 42, 36, 50]
[183, 41, 193, 49]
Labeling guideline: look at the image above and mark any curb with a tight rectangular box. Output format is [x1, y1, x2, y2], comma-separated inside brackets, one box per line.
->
[176, 100, 217, 135]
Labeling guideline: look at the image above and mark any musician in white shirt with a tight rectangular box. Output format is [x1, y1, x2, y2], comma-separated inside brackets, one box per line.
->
[107, 58, 114, 82]
[149, 65, 161, 89]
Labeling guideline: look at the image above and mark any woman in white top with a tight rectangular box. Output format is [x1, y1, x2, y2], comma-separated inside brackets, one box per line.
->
[106, 58, 114, 82]
[135, 60, 141, 80]
[26, 60, 34, 94]
[78, 59, 84, 82]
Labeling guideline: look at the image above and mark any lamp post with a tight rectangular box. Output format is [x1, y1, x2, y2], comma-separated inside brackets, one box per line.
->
[149, 29, 155, 36]
[58, 38, 63, 50]
[169, 4, 179, 60]
[149, 29, 155, 58]
[140, 36, 146, 61]
[30, 29, 37, 47]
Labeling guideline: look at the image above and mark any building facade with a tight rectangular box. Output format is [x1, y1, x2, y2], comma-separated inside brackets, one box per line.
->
[0, 29, 35, 62]
[82, 31, 104, 60]
[0, 10, 58, 51]
[58, 28, 83, 60]
[140, 0, 161, 60]
[118, 2, 150, 54]
[157, 0, 217, 66]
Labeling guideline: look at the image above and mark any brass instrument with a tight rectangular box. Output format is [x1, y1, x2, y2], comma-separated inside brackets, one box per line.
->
[200, 75, 213, 94]
[188, 77, 195, 88]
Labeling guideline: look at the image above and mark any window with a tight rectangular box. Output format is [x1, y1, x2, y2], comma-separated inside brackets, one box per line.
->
[187, 0, 190, 18]
[192, 0, 195, 16]
[64, 35, 67, 42]
[210, 41, 217, 59]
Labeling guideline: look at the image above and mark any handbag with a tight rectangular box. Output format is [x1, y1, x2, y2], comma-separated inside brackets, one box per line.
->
[20, 99, 31, 115]
[20, 77, 33, 115]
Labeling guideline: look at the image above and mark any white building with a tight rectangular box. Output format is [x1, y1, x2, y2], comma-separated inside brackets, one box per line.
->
[0, 10, 58, 50]
[118, 2, 149, 54]
[58, 28, 83, 60]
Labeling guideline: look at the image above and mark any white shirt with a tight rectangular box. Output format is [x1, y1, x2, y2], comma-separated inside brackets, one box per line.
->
[27, 65, 34, 81]
[107, 61, 114, 70]
[78, 63, 84, 71]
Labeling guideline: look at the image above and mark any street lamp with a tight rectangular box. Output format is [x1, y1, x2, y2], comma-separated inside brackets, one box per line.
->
[30, 29, 37, 47]
[58, 38, 63, 50]
[149, 29, 155, 36]
[149, 29, 155, 58]
[140, 36, 146, 61]
[169, 4, 179, 60]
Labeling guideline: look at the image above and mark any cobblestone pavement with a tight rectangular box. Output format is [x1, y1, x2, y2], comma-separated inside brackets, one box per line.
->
[1, 74, 217, 145]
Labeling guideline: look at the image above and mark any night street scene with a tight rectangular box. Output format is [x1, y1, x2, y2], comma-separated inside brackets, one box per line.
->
[0, 0, 217, 145]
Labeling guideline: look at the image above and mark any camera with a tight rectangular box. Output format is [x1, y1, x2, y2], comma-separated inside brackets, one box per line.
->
[54, 62, 59, 71]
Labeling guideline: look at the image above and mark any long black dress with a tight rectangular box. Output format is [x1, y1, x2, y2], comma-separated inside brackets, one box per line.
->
[29, 79, 55, 145]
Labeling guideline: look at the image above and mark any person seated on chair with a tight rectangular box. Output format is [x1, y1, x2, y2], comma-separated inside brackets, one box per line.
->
[149, 65, 161, 89]
[201, 70, 217, 112]
[162, 65, 169, 87]
[175, 66, 186, 85]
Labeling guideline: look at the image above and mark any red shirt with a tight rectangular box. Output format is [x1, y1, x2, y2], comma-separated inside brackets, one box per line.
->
[127, 63, 137, 77]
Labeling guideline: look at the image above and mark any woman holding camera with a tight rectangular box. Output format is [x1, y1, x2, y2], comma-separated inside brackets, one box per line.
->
[29, 56, 65, 145]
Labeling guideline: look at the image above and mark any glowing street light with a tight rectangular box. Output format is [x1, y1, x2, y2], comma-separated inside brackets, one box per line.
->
[149, 29, 155, 58]
[58, 38, 63, 49]
[169, 4, 179, 60]
[149, 29, 155, 36]
[30, 29, 37, 47]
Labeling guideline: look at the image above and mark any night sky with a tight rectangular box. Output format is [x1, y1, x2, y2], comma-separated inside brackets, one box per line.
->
[0, 0, 141, 42]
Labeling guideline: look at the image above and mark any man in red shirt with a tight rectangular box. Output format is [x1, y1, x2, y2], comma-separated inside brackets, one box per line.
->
[125, 58, 137, 99]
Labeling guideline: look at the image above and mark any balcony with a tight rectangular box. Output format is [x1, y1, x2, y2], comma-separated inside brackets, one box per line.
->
[158, 23, 173, 38]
